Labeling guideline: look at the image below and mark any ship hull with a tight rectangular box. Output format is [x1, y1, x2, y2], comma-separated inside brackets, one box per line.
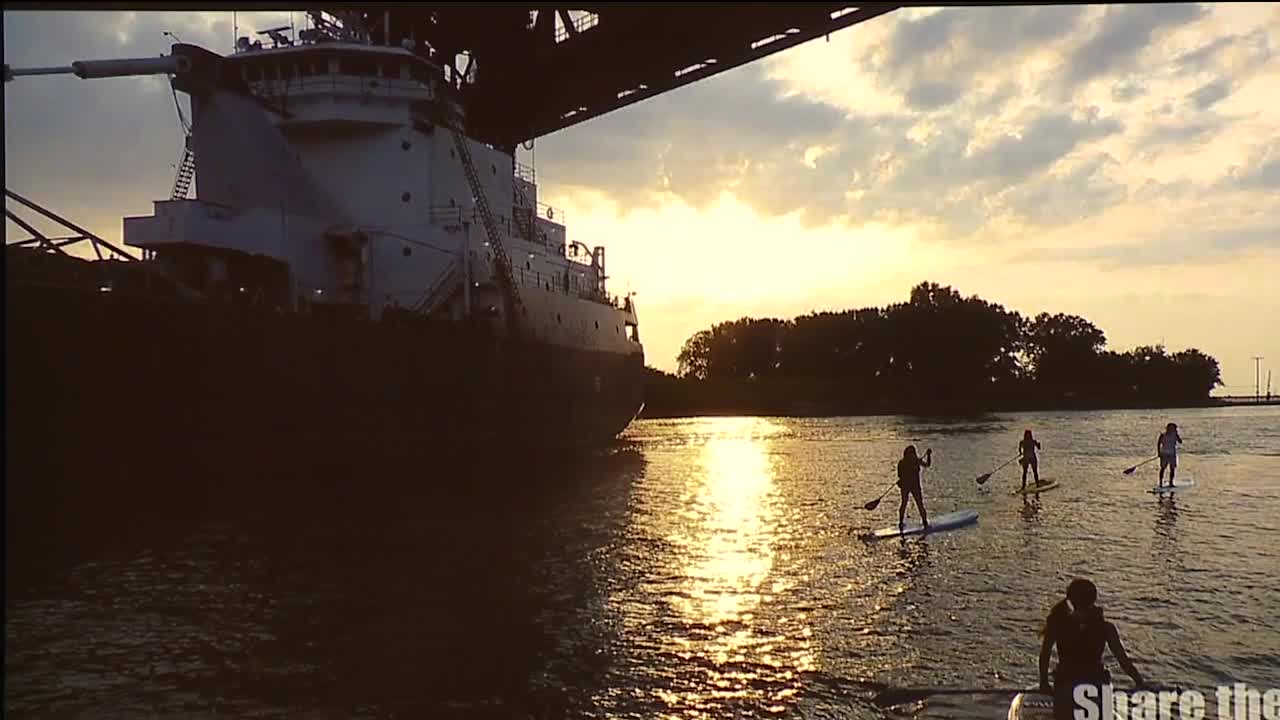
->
[6, 279, 646, 472]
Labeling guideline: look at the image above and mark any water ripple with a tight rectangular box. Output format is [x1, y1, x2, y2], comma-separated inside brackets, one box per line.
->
[7, 408, 1280, 717]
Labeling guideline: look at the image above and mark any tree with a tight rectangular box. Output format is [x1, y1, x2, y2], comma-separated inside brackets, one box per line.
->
[1171, 348, 1222, 401]
[676, 317, 789, 381]
[677, 330, 713, 379]
[1024, 312, 1107, 395]
[667, 282, 1220, 414]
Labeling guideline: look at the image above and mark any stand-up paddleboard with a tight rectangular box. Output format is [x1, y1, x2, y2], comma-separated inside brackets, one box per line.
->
[865, 509, 978, 540]
[1008, 689, 1179, 720]
[1149, 478, 1194, 494]
[1011, 479, 1059, 495]
[1008, 691, 1053, 720]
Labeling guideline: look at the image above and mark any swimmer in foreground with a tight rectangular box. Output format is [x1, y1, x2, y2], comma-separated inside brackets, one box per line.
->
[1039, 578, 1146, 720]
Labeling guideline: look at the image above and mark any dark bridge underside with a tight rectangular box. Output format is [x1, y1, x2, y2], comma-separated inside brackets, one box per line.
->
[342, 1, 1132, 152]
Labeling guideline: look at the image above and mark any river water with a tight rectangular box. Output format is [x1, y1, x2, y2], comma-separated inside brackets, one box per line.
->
[6, 406, 1279, 718]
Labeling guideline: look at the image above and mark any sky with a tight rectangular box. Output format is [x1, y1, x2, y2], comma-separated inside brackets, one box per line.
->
[5, 6, 1279, 395]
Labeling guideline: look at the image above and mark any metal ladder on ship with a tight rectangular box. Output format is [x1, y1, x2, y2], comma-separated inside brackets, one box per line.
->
[171, 137, 195, 201]
[441, 108, 522, 332]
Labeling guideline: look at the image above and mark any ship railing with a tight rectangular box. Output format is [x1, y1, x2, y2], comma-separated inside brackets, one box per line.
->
[513, 265, 615, 307]
[5, 188, 205, 299]
[251, 72, 431, 105]
[514, 161, 536, 185]
[6, 189, 138, 262]
[554, 11, 600, 43]
[429, 205, 542, 248]
[536, 201, 563, 225]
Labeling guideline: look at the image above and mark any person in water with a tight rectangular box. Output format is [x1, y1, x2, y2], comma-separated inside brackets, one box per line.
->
[1039, 578, 1146, 720]
[1157, 422, 1183, 487]
[1019, 429, 1042, 490]
[896, 445, 932, 530]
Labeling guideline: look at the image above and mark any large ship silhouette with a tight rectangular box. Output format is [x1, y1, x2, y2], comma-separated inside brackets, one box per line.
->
[6, 12, 646, 462]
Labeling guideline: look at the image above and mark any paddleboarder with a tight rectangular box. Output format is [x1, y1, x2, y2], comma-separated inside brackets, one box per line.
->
[1019, 429, 1042, 491]
[1156, 422, 1182, 488]
[1039, 578, 1146, 720]
[896, 445, 931, 531]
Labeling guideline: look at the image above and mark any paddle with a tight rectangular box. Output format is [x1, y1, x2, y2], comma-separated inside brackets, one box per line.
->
[863, 481, 897, 511]
[1123, 455, 1159, 475]
[976, 454, 1019, 485]
[873, 683, 1183, 706]
[873, 686, 1042, 706]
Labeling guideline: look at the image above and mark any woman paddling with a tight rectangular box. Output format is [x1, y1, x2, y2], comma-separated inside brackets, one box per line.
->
[1019, 429, 1043, 491]
[896, 445, 932, 531]
[1039, 579, 1146, 720]
[1156, 422, 1183, 488]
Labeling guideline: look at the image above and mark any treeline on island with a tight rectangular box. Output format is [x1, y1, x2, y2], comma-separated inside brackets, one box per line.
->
[642, 282, 1222, 418]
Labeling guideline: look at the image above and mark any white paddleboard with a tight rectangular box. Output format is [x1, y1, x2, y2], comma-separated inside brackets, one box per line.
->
[1008, 691, 1054, 720]
[1011, 479, 1059, 495]
[1009, 690, 1179, 720]
[1149, 478, 1194, 494]
[866, 509, 978, 540]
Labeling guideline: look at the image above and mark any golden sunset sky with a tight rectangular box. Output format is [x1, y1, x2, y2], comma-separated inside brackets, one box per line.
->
[5, 6, 1279, 394]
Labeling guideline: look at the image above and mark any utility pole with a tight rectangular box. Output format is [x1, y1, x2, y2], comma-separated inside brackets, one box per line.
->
[1253, 356, 1264, 403]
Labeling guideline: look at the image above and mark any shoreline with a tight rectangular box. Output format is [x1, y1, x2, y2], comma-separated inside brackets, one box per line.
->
[637, 398, 1279, 421]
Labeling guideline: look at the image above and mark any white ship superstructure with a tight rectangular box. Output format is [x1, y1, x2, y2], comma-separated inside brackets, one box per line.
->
[119, 18, 641, 354]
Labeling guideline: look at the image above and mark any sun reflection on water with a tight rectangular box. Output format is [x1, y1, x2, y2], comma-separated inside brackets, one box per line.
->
[652, 417, 816, 715]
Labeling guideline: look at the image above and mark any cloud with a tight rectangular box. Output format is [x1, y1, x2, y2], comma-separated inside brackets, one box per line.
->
[1173, 27, 1273, 77]
[3, 6, 1274, 250]
[870, 5, 1088, 112]
[903, 79, 965, 111]
[840, 107, 1124, 236]
[1060, 3, 1206, 91]
[998, 153, 1128, 226]
[1218, 141, 1280, 191]
[1110, 79, 1147, 103]
[1187, 77, 1233, 110]
[1136, 116, 1227, 155]
[536, 62, 849, 220]
[1021, 224, 1279, 268]
[539, 4, 1241, 240]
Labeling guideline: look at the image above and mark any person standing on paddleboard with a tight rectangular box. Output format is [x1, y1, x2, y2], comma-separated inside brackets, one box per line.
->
[1039, 578, 1146, 720]
[1019, 429, 1042, 491]
[1156, 422, 1183, 488]
[897, 445, 931, 531]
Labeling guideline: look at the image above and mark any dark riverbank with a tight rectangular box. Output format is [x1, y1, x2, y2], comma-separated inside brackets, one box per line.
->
[637, 369, 1260, 419]
[651, 282, 1225, 419]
